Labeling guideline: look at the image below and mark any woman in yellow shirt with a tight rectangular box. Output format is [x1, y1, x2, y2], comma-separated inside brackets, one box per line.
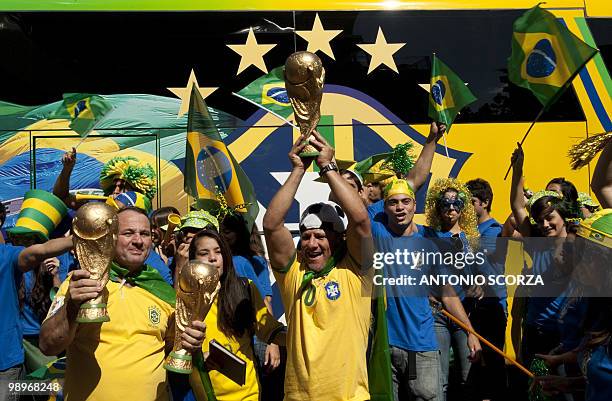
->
[187, 229, 285, 401]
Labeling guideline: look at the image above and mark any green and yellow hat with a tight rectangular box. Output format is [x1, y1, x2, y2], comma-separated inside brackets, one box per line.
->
[179, 210, 219, 232]
[577, 208, 612, 249]
[384, 178, 416, 200]
[578, 192, 601, 210]
[7, 190, 68, 242]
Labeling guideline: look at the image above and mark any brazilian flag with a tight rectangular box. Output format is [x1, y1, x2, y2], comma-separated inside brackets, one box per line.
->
[368, 285, 394, 401]
[508, 5, 598, 107]
[184, 85, 259, 230]
[237, 66, 293, 118]
[427, 55, 477, 130]
[49, 93, 112, 136]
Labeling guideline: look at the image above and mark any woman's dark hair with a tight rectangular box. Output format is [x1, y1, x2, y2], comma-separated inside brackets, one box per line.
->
[221, 214, 255, 257]
[546, 177, 581, 218]
[19, 265, 54, 323]
[249, 222, 266, 257]
[150, 206, 180, 229]
[530, 195, 574, 229]
[189, 229, 255, 339]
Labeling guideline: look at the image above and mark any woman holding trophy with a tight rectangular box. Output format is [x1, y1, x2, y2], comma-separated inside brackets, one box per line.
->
[185, 230, 286, 401]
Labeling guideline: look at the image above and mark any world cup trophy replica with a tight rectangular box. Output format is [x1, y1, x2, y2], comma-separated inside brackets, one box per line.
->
[72, 202, 118, 323]
[284, 51, 325, 157]
[164, 261, 221, 374]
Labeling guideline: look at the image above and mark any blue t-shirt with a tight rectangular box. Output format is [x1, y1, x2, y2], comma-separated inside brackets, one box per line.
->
[421, 228, 472, 300]
[585, 343, 612, 401]
[232, 256, 271, 297]
[146, 249, 173, 286]
[369, 204, 438, 352]
[558, 297, 589, 352]
[478, 218, 502, 238]
[476, 219, 507, 311]
[251, 255, 272, 298]
[524, 246, 568, 332]
[20, 271, 41, 336]
[57, 251, 79, 281]
[0, 244, 25, 370]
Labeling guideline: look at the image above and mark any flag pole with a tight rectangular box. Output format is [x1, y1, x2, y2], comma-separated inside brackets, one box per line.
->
[74, 112, 112, 150]
[442, 130, 450, 159]
[74, 134, 89, 149]
[503, 106, 546, 180]
[430, 300, 534, 378]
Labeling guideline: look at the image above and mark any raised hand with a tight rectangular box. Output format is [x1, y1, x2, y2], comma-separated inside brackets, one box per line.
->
[62, 147, 77, 170]
[288, 134, 314, 171]
[308, 130, 335, 168]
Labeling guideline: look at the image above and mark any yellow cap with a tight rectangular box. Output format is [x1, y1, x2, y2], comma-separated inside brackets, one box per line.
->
[384, 179, 415, 200]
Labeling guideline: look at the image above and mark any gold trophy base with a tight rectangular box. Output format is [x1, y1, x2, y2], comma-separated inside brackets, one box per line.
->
[299, 143, 320, 158]
[76, 302, 110, 323]
[164, 350, 193, 374]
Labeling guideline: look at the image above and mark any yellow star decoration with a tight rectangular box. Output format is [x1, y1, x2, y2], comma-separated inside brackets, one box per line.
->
[418, 83, 431, 93]
[357, 27, 406, 74]
[296, 13, 343, 60]
[167, 69, 217, 117]
[227, 27, 277, 75]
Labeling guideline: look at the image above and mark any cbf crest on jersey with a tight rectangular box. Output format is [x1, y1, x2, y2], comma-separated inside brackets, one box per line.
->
[325, 281, 341, 301]
[148, 305, 161, 326]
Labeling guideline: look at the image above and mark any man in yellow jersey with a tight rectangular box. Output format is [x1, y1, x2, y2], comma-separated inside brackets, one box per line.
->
[39, 207, 206, 401]
[263, 131, 373, 401]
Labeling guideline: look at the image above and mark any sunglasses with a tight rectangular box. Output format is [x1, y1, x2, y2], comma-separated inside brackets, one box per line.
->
[438, 198, 465, 212]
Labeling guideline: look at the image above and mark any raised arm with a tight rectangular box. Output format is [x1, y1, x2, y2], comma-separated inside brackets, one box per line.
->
[53, 148, 78, 209]
[406, 122, 446, 192]
[591, 139, 612, 208]
[510, 144, 531, 237]
[263, 136, 311, 269]
[310, 131, 372, 265]
[17, 236, 73, 273]
[440, 285, 482, 362]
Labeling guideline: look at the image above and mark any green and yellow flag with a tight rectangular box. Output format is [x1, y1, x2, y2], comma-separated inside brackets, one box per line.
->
[184, 86, 259, 230]
[50, 93, 112, 136]
[508, 4, 598, 107]
[368, 286, 394, 401]
[428, 55, 477, 130]
[237, 66, 292, 118]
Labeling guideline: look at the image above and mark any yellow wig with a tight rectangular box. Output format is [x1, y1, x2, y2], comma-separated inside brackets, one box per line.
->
[425, 177, 480, 247]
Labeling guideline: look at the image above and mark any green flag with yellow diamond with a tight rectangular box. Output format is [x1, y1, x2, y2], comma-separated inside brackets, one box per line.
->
[185, 85, 259, 231]
[237, 66, 293, 118]
[427, 55, 477, 131]
[50, 93, 113, 136]
[507, 5, 598, 107]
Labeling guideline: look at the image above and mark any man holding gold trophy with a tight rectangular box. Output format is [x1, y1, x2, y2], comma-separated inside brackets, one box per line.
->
[262, 51, 374, 401]
[39, 206, 207, 401]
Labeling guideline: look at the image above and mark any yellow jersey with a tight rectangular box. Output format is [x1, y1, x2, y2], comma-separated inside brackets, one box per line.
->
[274, 246, 373, 401]
[189, 280, 284, 401]
[48, 276, 174, 401]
